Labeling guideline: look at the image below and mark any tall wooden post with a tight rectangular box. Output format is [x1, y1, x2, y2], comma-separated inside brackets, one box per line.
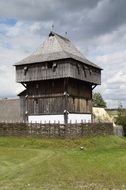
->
[64, 78, 69, 124]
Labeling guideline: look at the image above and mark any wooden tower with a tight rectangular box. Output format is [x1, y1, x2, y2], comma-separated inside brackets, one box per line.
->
[15, 32, 102, 123]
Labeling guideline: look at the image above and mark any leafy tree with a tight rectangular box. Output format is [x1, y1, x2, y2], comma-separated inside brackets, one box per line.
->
[116, 116, 126, 136]
[93, 92, 107, 108]
[118, 101, 123, 109]
[115, 106, 126, 136]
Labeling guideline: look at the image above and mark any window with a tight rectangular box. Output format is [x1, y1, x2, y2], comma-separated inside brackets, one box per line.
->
[89, 68, 92, 75]
[47, 62, 57, 71]
[47, 62, 53, 68]
[83, 66, 87, 77]
[52, 63, 57, 72]
[76, 64, 80, 74]
[23, 66, 28, 75]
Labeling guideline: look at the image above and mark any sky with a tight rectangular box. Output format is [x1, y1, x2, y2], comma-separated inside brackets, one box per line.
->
[0, 0, 126, 108]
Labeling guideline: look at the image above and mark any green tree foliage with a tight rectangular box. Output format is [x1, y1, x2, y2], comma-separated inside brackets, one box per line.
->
[93, 92, 107, 108]
[116, 109, 126, 136]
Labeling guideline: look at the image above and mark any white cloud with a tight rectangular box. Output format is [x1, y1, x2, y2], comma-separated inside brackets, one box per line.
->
[0, 21, 44, 97]
[1, 19, 126, 108]
[0, 0, 126, 108]
[94, 48, 126, 107]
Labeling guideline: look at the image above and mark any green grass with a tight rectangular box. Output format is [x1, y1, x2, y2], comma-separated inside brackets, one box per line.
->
[0, 136, 126, 190]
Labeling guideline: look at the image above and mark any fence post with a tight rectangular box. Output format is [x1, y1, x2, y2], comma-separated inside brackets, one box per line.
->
[81, 124, 84, 136]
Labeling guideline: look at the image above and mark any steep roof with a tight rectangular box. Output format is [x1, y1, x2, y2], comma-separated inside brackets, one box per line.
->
[15, 31, 101, 69]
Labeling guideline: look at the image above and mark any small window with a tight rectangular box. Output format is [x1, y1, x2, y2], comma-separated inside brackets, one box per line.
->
[83, 66, 87, 77]
[47, 62, 53, 68]
[41, 65, 45, 70]
[89, 68, 92, 75]
[52, 62, 57, 72]
[23, 66, 28, 75]
[76, 64, 80, 74]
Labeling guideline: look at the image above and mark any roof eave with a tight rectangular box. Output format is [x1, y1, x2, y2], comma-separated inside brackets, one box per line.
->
[14, 57, 102, 70]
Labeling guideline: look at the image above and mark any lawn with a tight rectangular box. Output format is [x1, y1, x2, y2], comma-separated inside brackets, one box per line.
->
[0, 136, 126, 190]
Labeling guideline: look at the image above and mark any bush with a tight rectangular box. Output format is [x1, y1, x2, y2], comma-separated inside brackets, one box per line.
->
[116, 115, 126, 136]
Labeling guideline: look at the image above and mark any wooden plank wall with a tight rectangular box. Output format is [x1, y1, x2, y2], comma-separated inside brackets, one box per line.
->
[67, 97, 91, 113]
[27, 97, 65, 115]
[25, 79, 66, 115]
[22, 79, 92, 115]
[16, 60, 70, 82]
[69, 60, 101, 85]
[16, 59, 101, 85]
[27, 79, 65, 96]
[68, 78, 92, 98]
[20, 96, 27, 121]
[26, 96, 91, 115]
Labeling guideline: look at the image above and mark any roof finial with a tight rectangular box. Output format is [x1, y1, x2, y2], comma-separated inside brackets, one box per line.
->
[65, 32, 68, 38]
[51, 24, 54, 31]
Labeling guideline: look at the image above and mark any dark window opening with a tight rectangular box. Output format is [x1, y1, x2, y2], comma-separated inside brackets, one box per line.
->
[23, 66, 28, 75]
[47, 62, 57, 71]
[83, 66, 87, 77]
[89, 68, 92, 75]
[76, 64, 80, 74]
[52, 63, 57, 72]
[47, 62, 53, 68]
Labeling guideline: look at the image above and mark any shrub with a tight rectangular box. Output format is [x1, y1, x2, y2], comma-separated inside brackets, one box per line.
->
[116, 115, 126, 136]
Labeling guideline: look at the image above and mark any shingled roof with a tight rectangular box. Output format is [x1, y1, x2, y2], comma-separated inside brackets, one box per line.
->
[15, 31, 101, 69]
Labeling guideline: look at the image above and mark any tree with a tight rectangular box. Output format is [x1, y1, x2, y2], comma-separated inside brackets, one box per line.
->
[116, 114, 126, 136]
[93, 92, 107, 108]
[115, 103, 126, 136]
[118, 101, 123, 109]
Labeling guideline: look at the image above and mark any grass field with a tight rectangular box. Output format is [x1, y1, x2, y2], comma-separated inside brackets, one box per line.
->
[0, 136, 126, 190]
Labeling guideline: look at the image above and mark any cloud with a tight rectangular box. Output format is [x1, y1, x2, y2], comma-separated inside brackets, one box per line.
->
[0, 0, 126, 108]
[0, 0, 126, 38]
[94, 47, 126, 107]
[0, 21, 43, 97]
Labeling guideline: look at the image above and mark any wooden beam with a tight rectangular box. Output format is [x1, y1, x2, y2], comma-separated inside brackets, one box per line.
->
[21, 82, 27, 88]
[28, 93, 64, 99]
[92, 85, 97, 90]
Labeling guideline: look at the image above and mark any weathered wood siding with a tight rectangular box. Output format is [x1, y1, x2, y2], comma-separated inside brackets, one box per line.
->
[16, 60, 70, 82]
[69, 60, 101, 85]
[67, 97, 91, 113]
[67, 79, 92, 98]
[27, 79, 65, 96]
[25, 96, 91, 115]
[26, 79, 91, 97]
[20, 96, 27, 122]
[67, 79, 92, 113]
[20, 79, 92, 115]
[27, 97, 65, 115]
[16, 59, 101, 85]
